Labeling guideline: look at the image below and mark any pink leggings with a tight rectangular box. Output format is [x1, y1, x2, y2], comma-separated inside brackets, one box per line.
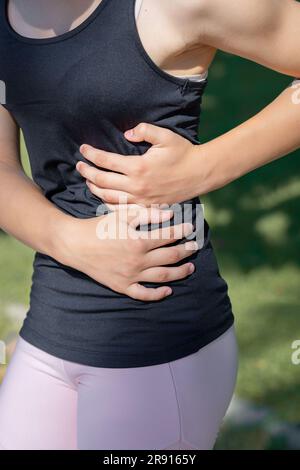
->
[0, 325, 238, 450]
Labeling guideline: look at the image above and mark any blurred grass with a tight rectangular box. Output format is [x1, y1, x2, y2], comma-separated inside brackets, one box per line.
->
[215, 426, 272, 451]
[0, 51, 299, 445]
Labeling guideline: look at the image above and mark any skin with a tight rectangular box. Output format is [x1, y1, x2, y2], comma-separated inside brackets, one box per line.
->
[1, 0, 300, 301]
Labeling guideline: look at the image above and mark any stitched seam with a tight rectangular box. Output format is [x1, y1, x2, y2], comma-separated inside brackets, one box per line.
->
[167, 364, 201, 450]
[168, 362, 182, 445]
[59, 358, 78, 391]
[181, 439, 198, 450]
[162, 439, 198, 450]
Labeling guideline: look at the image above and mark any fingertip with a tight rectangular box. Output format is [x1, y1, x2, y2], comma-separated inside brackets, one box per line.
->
[185, 240, 199, 251]
[153, 286, 172, 301]
[183, 222, 194, 236]
[161, 209, 174, 221]
[124, 129, 134, 139]
[164, 209, 174, 216]
[165, 287, 172, 297]
[188, 263, 195, 274]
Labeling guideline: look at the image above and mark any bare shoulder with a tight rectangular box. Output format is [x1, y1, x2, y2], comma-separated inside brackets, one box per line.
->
[163, 0, 294, 45]
[147, 0, 216, 51]
[138, 0, 216, 68]
[140, 0, 300, 73]
[159, 0, 210, 45]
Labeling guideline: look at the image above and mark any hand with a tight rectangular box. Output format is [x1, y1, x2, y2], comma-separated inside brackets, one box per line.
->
[76, 123, 205, 208]
[57, 207, 198, 302]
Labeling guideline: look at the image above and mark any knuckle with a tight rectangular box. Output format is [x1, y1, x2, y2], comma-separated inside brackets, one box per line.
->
[165, 249, 177, 265]
[95, 173, 104, 186]
[108, 159, 117, 172]
[132, 161, 145, 177]
[118, 264, 130, 278]
[138, 159, 147, 174]
[133, 236, 146, 253]
[100, 189, 107, 199]
[171, 248, 182, 263]
[137, 122, 147, 134]
[95, 154, 103, 167]
[125, 259, 139, 277]
[157, 269, 169, 283]
[134, 181, 146, 195]
[126, 287, 139, 300]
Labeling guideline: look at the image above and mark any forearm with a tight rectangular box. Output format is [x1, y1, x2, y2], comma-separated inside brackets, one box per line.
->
[198, 83, 300, 195]
[0, 161, 73, 259]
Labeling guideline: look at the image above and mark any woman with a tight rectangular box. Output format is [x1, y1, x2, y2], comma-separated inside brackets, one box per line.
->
[0, 0, 299, 450]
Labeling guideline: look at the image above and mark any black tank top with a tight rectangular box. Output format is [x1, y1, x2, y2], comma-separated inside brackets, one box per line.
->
[0, 0, 234, 367]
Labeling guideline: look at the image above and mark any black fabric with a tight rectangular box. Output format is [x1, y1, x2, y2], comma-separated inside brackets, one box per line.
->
[0, 0, 234, 367]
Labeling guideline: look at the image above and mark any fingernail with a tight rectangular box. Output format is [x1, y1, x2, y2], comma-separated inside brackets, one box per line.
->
[125, 129, 134, 138]
[183, 223, 194, 235]
[161, 210, 173, 219]
[165, 287, 172, 296]
[185, 241, 198, 251]
[188, 264, 195, 273]
[80, 144, 90, 154]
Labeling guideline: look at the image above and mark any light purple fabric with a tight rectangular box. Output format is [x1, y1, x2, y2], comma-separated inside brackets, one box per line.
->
[0, 325, 238, 450]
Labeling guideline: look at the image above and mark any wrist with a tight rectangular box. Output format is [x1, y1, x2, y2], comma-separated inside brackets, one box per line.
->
[193, 141, 233, 196]
[189, 143, 216, 196]
[47, 210, 78, 264]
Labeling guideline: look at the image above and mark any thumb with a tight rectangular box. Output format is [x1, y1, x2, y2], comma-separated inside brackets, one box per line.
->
[124, 122, 172, 146]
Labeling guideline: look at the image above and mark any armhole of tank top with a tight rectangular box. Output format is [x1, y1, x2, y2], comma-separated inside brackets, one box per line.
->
[0, 1, 7, 31]
[134, 0, 207, 84]
[128, 0, 208, 90]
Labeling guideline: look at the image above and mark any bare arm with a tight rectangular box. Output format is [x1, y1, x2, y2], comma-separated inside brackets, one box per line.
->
[185, 0, 300, 193]
[182, 0, 300, 76]
[0, 105, 70, 257]
[196, 83, 300, 196]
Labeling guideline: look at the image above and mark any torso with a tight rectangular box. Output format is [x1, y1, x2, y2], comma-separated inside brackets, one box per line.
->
[0, 0, 234, 368]
[7, 0, 216, 78]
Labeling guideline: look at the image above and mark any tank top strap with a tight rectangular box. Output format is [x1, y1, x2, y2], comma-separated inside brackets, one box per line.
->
[0, 0, 8, 31]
